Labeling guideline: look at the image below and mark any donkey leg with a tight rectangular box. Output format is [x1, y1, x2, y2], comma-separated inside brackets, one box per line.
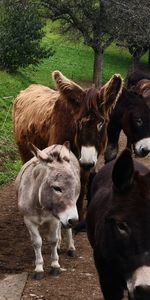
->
[24, 216, 44, 280]
[77, 170, 90, 221]
[66, 228, 76, 257]
[48, 217, 61, 276]
[57, 222, 62, 252]
[77, 190, 85, 221]
[47, 222, 61, 252]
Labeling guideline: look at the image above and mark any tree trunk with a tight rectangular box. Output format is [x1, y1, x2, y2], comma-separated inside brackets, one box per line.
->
[130, 55, 140, 72]
[93, 49, 103, 88]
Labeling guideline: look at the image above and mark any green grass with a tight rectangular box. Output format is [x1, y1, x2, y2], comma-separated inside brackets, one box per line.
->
[0, 21, 148, 185]
[0, 160, 22, 185]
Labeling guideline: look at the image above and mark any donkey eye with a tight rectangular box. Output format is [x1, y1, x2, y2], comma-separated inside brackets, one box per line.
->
[97, 121, 103, 132]
[116, 222, 130, 236]
[52, 186, 62, 193]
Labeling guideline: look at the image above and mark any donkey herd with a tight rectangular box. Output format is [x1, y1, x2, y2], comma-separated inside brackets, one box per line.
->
[12, 69, 150, 300]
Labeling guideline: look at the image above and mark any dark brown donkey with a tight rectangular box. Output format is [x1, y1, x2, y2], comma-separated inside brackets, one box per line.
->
[105, 70, 150, 163]
[13, 70, 123, 220]
[87, 149, 150, 300]
[104, 87, 150, 163]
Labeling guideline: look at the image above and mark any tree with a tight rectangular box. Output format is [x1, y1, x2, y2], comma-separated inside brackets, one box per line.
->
[104, 0, 150, 71]
[43, 0, 113, 87]
[0, 0, 53, 72]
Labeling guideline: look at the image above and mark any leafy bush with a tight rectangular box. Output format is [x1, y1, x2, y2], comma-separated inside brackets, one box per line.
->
[0, 0, 53, 71]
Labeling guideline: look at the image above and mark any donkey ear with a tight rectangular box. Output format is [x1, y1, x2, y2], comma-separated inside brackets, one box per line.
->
[63, 141, 70, 151]
[61, 141, 70, 162]
[112, 148, 134, 192]
[52, 70, 84, 106]
[28, 142, 51, 162]
[99, 74, 123, 113]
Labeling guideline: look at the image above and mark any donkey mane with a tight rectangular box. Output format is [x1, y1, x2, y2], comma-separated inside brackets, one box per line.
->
[84, 87, 100, 115]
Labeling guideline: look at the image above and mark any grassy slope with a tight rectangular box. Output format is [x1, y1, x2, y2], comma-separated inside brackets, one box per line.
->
[0, 22, 148, 184]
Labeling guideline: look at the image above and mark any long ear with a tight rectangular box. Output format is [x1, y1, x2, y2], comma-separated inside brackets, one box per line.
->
[59, 141, 70, 162]
[63, 140, 70, 151]
[99, 74, 123, 113]
[28, 142, 52, 162]
[52, 70, 84, 106]
[112, 149, 134, 192]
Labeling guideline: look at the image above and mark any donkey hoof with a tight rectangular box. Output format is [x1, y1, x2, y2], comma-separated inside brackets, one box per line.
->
[33, 271, 44, 280]
[49, 267, 61, 277]
[67, 249, 76, 257]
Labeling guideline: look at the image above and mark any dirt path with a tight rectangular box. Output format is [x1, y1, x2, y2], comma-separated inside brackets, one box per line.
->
[0, 180, 101, 300]
[0, 133, 149, 300]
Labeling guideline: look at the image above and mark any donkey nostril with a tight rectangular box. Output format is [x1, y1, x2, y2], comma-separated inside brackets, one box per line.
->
[135, 146, 150, 158]
[134, 285, 150, 299]
[134, 286, 143, 298]
[90, 162, 95, 168]
[68, 218, 78, 227]
[141, 148, 150, 157]
[80, 162, 95, 170]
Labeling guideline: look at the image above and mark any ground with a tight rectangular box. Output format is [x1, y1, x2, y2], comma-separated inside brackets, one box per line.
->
[0, 133, 149, 300]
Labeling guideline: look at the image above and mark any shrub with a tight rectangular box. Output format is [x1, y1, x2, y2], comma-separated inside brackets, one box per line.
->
[0, 0, 53, 71]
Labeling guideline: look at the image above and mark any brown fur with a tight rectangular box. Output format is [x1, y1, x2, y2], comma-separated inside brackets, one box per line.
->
[126, 70, 150, 98]
[13, 71, 123, 220]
